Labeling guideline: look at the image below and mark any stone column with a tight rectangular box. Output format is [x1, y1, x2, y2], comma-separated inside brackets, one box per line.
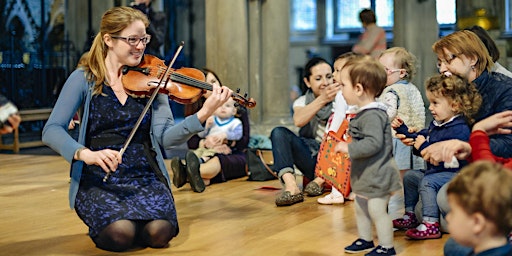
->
[393, 0, 439, 126]
[205, 0, 290, 133]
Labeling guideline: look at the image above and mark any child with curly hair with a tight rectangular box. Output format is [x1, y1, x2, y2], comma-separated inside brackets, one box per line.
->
[392, 74, 482, 240]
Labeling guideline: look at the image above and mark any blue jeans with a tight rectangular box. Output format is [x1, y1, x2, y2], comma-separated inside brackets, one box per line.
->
[270, 126, 319, 180]
[403, 169, 456, 220]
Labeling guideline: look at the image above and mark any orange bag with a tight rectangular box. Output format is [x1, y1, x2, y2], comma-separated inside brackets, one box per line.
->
[315, 119, 352, 197]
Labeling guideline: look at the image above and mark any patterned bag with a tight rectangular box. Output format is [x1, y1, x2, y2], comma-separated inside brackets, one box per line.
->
[315, 119, 352, 197]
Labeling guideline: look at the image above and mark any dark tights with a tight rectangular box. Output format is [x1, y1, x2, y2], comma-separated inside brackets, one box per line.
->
[92, 219, 175, 252]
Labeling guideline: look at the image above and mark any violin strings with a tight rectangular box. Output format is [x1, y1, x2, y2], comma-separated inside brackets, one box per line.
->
[156, 67, 249, 104]
[172, 72, 212, 90]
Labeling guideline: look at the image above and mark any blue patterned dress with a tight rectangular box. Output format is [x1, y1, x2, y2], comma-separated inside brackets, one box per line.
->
[75, 85, 178, 238]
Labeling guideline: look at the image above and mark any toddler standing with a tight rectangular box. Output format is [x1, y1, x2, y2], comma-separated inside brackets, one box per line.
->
[392, 74, 482, 240]
[335, 55, 401, 256]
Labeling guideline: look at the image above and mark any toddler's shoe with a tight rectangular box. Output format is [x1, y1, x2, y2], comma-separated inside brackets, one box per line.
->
[405, 221, 442, 240]
[365, 245, 396, 256]
[344, 238, 375, 254]
[392, 211, 419, 229]
[317, 193, 344, 205]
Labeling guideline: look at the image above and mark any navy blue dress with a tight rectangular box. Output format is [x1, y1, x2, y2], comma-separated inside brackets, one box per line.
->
[75, 85, 178, 238]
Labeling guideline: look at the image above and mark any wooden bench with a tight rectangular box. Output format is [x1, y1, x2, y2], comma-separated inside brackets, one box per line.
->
[0, 108, 52, 153]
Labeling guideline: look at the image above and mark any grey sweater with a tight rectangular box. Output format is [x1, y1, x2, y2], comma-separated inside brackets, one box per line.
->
[348, 103, 402, 198]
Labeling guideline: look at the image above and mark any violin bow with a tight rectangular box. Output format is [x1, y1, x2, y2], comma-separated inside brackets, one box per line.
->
[103, 41, 185, 182]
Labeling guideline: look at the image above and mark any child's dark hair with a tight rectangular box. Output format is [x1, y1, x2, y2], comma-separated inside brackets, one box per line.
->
[343, 55, 387, 97]
[447, 161, 512, 236]
[425, 74, 482, 124]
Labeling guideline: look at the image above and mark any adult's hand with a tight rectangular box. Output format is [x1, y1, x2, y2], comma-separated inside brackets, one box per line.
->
[77, 148, 122, 174]
[420, 140, 471, 166]
[472, 110, 512, 136]
[0, 114, 21, 135]
[196, 83, 232, 123]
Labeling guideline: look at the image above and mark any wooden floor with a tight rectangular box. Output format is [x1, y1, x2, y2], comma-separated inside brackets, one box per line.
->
[0, 153, 448, 255]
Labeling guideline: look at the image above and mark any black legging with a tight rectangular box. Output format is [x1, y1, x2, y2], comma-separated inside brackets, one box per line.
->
[92, 219, 176, 252]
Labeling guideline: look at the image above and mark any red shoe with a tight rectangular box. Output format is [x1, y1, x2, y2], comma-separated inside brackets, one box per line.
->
[405, 221, 442, 240]
[393, 212, 419, 230]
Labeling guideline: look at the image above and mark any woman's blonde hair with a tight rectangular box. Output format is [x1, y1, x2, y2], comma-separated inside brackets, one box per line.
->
[379, 47, 417, 82]
[82, 7, 149, 95]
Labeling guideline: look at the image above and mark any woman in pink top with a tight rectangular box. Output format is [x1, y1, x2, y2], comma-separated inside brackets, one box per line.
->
[352, 9, 387, 59]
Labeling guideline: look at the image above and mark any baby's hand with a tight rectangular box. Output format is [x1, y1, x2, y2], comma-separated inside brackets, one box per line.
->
[391, 116, 403, 129]
[394, 123, 418, 139]
[414, 135, 426, 149]
[334, 141, 348, 154]
[205, 116, 214, 129]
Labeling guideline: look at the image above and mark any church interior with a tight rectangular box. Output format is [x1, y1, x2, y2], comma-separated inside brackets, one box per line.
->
[0, 0, 509, 255]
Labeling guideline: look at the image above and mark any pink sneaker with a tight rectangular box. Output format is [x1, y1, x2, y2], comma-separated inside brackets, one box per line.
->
[393, 212, 419, 230]
[405, 221, 442, 240]
[317, 193, 344, 205]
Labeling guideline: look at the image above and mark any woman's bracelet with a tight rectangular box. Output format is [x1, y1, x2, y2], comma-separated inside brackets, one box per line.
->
[75, 147, 86, 160]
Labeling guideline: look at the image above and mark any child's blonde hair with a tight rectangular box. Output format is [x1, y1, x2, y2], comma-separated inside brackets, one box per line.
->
[425, 74, 482, 124]
[379, 47, 417, 82]
[447, 161, 512, 236]
[343, 55, 387, 98]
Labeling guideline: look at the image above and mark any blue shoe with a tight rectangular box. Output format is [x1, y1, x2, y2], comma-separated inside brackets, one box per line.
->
[365, 245, 396, 256]
[344, 238, 375, 254]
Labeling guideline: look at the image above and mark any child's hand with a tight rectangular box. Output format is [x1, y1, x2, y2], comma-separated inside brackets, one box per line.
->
[414, 135, 426, 149]
[334, 141, 348, 154]
[213, 144, 232, 155]
[391, 116, 403, 129]
[393, 121, 418, 139]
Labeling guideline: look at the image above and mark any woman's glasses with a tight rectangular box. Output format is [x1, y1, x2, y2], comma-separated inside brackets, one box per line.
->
[111, 35, 151, 46]
[436, 54, 458, 68]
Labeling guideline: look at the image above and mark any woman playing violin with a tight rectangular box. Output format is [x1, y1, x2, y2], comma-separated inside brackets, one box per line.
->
[42, 7, 231, 252]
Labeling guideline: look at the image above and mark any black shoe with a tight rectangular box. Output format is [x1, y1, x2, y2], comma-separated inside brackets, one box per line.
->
[171, 157, 187, 188]
[185, 151, 205, 193]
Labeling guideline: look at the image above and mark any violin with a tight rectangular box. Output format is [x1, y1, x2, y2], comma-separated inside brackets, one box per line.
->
[121, 54, 256, 108]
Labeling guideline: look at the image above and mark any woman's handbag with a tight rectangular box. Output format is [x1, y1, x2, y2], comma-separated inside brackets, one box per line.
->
[246, 148, 278, 181]
[315, 119, 352, 197]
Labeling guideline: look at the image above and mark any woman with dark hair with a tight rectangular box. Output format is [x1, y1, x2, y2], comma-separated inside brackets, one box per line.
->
[171, 69, 250, 192]
[352, 9, 387, 59]
[272, 57, 339, 206]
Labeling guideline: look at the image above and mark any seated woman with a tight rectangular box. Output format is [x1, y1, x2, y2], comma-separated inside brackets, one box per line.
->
[272, 57, 339, 206]
[171, 69, 250, 193]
